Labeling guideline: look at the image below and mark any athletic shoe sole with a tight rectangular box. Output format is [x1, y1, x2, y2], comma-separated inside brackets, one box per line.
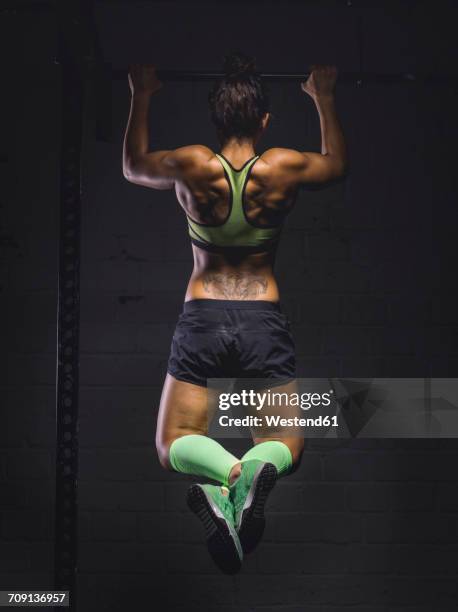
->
[187, 484, 243, 575]
[237, 462, 278, 554]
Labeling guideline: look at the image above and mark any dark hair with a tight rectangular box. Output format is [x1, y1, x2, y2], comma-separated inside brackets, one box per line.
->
[208, 51, 270, 143]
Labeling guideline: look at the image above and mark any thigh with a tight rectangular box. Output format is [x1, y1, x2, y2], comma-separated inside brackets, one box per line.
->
[156, 373, 210, 448]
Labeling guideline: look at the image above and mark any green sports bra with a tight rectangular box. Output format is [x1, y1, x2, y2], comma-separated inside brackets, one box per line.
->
[186, 153, 283, 253]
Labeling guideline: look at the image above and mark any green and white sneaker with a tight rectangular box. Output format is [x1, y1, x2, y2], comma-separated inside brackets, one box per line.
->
[187, 483, 243, 574]
[230, 460, 277, 554]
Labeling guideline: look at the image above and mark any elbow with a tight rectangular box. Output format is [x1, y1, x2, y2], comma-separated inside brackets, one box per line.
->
[122, 164, 134, 182]
[123, 152, 139, 182]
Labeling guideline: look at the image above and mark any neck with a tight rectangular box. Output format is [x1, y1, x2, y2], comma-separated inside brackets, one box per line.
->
[220, 138, 256, 160]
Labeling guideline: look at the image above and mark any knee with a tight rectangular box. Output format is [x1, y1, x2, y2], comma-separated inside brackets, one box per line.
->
[155, 434, 175, 471]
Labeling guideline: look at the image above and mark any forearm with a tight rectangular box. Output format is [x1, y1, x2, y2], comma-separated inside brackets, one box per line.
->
[123, 92, 152, 172]
[314, 94, 347, 167]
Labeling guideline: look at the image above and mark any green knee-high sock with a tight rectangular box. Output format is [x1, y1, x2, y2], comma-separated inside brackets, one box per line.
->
[241, 440, 293, 477]
[169, 434, 240, 486]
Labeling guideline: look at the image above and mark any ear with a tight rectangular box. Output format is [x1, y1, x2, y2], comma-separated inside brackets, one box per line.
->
[262, 112, 271, 129]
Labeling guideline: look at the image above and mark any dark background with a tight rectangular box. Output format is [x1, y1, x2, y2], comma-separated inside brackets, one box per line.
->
[1, 0, 458, 610]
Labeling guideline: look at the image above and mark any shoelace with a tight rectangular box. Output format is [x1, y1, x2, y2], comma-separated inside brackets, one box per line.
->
[228, 479, 246, 515]
[218, 486, 236, 517]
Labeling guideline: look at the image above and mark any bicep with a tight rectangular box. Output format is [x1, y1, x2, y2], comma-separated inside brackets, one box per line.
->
[123, 150, 178, 190]
[299, 151, 345, 184]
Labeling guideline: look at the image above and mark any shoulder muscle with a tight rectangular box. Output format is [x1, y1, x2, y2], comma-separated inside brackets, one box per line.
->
[261, 147, 345, 185]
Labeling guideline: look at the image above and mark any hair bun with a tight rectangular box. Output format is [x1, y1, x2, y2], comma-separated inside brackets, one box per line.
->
[223, 51, 257, 78]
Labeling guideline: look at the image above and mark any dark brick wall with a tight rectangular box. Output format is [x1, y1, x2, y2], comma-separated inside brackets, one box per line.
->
[2, 2, 458, 611]
[0, 9, 59, 595]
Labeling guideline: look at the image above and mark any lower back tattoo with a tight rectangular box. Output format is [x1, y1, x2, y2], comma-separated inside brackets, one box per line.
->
[202, 272, 268, 299]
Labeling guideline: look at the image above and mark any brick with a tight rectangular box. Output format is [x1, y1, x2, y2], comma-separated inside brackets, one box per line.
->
[342, 296, 387, 325]
[115, 290, 183, 324]
[0, 542, 31, 571]
[307, 232, 350, 261]
[323, 326, 371, 355]
[322, 261, 372, 293]
[396, 545, 458, 574]
[81, 260, 142, 292]
[79, 448, 157, 481]
[296, 357, 341, 377]
[430, 327, 458, 356]
[79, 354, 166, 386]
[349, 544, 398, 573]
[3, 322, 56, 354]
[135, 323, 175, 353]
[432, 296, 458, 324]
[323, 453, 373, 481]
[6, 451, 52, 480]
[430, 357, 458, 377]
[321, 513, 362, 543]
[288, 325, 322, 354]
[78, 386, 161, 419]
[3, 291, 57, 324]
[270, 513, 323, 542]
[368, 326, 416, 356]
[1, 510, 52, 540]
[294, 451, 321, 481]
[438, 484, 458, 510]
[347, 484, 390, 511]
[268, 482, 303, 511]
[382, 356, 431, 377]
[84, 229, 165, 264]
[164, 481, 193, 512]
[282, 294, 341, 325]
[389, 483, 436, 511]
[79, 542, 165, 573]
[0, 413, 54, 448]
[137, 511, 195, 543]
[302, 483, 346, 512]
[78, 481, 164, 511]
[165, 543, 221, 574]
[349, 231, 394, 265]
[0, 482, 28, 509]
[365, 514, 452, 543]
[87, 511, 136, 541]
[372, 453, 458, 481]
[340, 357, 386, 377]
[1, 355, 56, 386]
[390, 295, 432, 324]
[80, 292, 117, 322]
[258, 543, 348, 574]
[140, 261, 192, 292]
[25, 480, 54, 509]
[80, 323, 138, 353]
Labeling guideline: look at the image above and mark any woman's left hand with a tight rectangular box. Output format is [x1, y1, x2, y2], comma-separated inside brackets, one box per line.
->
[128, 64, 163, 96]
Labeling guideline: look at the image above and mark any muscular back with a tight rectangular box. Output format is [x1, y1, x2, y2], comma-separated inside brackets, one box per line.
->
[174, 145, 301, 230]
[168, 145, 310, 300]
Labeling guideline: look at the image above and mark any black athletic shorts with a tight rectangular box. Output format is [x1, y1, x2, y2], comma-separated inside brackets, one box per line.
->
[167, 299, 296, 387]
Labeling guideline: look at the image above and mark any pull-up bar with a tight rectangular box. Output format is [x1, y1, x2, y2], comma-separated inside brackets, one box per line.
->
[112, 69, 458, 85]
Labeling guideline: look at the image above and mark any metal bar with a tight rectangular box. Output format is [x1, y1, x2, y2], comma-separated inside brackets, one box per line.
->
[54, 54, 83, 611]
[112, 69, 458, 85]
[54, 0, 99, 606]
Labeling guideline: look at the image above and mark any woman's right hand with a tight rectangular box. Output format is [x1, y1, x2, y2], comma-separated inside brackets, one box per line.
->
[301, 64, 337, 99]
